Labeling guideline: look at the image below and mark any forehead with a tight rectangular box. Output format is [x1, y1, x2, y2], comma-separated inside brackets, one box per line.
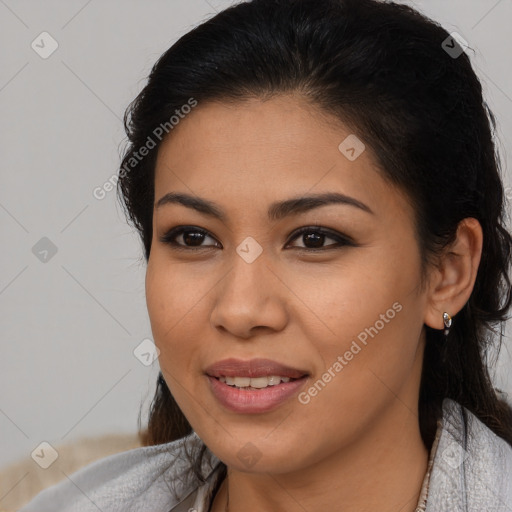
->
[153, 95, 412, 221]
[156, 95, 355, 169]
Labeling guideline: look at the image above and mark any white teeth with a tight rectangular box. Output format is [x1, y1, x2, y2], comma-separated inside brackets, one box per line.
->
[231, 377, 251, 387]
[218, 375, 293, 388]
[267, 376, 285, 386]
[250, 377, 273, 389]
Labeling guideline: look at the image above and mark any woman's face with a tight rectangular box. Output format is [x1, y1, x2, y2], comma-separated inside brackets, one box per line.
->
[146, 94, 430, 473]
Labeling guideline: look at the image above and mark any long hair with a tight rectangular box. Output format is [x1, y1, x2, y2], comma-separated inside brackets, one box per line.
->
[118, 0, 512, 482]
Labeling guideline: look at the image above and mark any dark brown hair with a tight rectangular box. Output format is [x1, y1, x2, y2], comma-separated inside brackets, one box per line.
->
[119, 0, 512, 482]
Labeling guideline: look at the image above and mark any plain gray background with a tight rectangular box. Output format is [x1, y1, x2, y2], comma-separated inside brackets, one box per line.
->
[1, 0, 511, 469]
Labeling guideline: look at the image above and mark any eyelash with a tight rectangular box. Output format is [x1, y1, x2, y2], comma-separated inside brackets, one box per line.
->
[158, 225, 355, 252]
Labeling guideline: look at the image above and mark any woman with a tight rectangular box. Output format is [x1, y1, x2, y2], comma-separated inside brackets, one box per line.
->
[20, 0, 512, 510]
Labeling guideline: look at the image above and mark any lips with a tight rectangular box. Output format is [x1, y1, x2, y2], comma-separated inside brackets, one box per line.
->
[204, 357, 309, 379]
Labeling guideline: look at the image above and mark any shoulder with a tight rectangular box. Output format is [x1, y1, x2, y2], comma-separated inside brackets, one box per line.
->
[426, 398, 512, 511]
[18, 431, 220, 512]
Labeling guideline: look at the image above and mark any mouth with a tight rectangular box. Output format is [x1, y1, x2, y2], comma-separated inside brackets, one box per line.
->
[204, 358, 310, 413]
[214, 374, 303, 390]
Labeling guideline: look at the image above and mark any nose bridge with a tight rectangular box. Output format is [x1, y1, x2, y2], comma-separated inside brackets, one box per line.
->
[224, 239, 271, 301]
[210, 240, 288, 336]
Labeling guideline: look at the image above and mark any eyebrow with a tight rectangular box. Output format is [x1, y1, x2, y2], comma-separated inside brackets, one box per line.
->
[155, 191, 374, 221]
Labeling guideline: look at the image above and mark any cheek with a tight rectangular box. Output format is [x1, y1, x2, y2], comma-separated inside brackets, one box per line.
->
[298, 243, 417, 348]
[145, 256, 210, 420]
[145, 255, 200, 370]
[296, 244, 424, 410]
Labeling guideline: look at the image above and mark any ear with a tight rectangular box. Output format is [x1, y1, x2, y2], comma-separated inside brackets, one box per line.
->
[424, 218, 483, 330]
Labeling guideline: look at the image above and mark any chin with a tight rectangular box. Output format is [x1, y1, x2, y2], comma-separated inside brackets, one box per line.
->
[200, 430, 311, 474]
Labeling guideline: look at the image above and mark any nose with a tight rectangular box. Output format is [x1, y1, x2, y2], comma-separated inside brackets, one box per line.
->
[210, 251, 288, 339]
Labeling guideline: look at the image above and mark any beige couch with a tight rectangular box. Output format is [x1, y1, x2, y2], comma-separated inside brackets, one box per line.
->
[0, 432, 144, 511]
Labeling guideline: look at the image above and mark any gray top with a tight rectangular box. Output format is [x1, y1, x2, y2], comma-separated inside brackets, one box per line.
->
[19, 398, 512, 512]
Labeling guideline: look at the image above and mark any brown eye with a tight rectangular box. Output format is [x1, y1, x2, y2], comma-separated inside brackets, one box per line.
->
[159, 226, 221, 249]
[159, 225, 354, 252]
[286, 227, 353, 251]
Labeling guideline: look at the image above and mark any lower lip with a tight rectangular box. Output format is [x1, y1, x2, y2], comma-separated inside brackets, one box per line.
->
[207, 375, 308, 414]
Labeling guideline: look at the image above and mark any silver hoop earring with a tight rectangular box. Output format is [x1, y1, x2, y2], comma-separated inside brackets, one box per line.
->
[443, 312, 452, 337]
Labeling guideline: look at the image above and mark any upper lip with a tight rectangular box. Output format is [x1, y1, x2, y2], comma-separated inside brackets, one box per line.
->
[205, 358, 309, 379]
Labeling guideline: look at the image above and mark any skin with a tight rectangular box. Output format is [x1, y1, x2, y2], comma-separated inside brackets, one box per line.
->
[145, 94, 483, 512]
